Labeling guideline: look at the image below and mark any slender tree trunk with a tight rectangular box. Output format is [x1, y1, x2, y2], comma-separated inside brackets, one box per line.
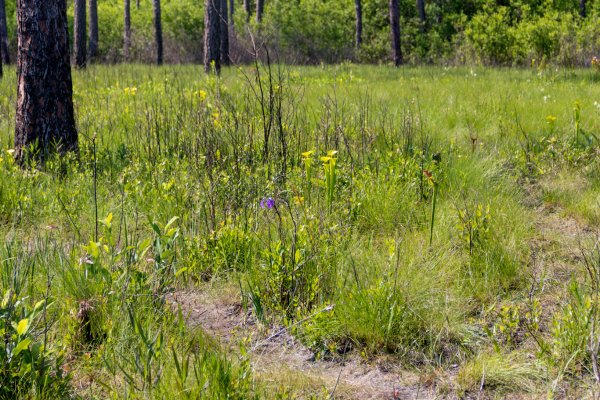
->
[220, 0, 230, 66]
[389, 0, 402, 66]
[256, 0, 263, 23]
[417, 0, 426, 30]
[204, 0, 220, 74]
[229, 0, 234, 30]
[124, 0, 131, 61]
[580, 0, 586, 18]
[0, 44, 3, 78]
[88, 0, 98, 59]
[136, 0, 140, 9]
[0, 0, 9, 64]
[244, 0, 251, 23]
[153, 0, 163, 65]
[73, 0, 86, 68]
[355, 0, 362, 48]
[15, 0, 77, 163]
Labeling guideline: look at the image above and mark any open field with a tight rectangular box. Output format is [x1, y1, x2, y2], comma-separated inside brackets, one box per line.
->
[0, 64, 599, 398]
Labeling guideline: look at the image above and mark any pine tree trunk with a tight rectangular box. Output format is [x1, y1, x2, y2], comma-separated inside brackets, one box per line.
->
[244, 0, 251, 23]
[153, 0, 163, 65]
[229, 0, 234, 32]
[124, 0, 131, 61]
[220, 0, 230, 66]
[580, 0, 586, 17]
[0, 0, 9, 64]
[256, 0, 263, 23]
[389, 0, 402, 66]
[0, 44, 3, 78]
[73, 0, 86, 68]
[88, 0, 98, 59]
[15, 0, 77, 163]
[204, 0, 220, 74]
[417, 0, 426, 30]
[355, 0, 362, 48]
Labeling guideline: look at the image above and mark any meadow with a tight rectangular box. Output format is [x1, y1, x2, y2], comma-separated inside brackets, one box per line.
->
[0, 64, 599, 398]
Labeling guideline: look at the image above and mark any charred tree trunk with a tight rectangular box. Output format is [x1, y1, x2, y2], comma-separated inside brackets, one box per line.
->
[204, 0, 220, 74]
[73, 0, 86, 68]
[88, 0, 98, 59]
[243, 0, 251, 23]
[153, 0, 163, 65]
[389, 0, 402, 66]
[355, 0, 362, 48]
[256, 0, 264, 23]
[580, 0, 586, 18]
[220, 0, 230, 66]
[0, 45, 3, 78]
[15, 0, 78, 163]
[0, 0, 9, 64]
[124, 0, 131, 61]
[417, 0, 426, 30]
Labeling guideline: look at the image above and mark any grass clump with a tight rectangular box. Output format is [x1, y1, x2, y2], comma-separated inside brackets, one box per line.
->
[457, 352, 543, 395]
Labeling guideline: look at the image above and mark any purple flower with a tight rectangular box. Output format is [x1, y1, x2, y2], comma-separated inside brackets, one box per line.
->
[260, 197, 275, 209]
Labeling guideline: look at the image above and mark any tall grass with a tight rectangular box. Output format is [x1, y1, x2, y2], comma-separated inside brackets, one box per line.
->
[0, 64, 598, 397]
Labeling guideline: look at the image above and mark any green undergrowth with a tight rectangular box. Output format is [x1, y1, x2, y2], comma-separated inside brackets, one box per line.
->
[0, 64, 599, 397]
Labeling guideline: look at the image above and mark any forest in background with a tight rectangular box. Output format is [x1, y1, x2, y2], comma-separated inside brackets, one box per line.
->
[3, 0, 600, 66]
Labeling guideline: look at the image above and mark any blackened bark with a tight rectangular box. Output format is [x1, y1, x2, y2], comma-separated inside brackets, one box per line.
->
[88, 0, 98, 59]
[204, 0, 220, 74]
[124, 0, 131, 60]
[580, 0, 586, 18]
[15, 0, 78, 163]
[153, 0, 163, 65]
[256, 0, 264, 23]
[417, 0, 426, 30]
[0, 0, 9, 64]
[220, 0, 230, 66]
[389, 0, 402, 66]
[73, 0, 86, 68]
[243, 0, 250, 23]
[355, 0, 362, 48]
[0, 46, 3, 78]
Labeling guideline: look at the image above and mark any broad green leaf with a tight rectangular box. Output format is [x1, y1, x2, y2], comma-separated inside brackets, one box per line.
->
[13, 338, 31, 356]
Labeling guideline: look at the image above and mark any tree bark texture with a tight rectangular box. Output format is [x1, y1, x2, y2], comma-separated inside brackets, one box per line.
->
[204, 0, 220, 74]
[243, 0, 250, 23]
[417, 0, 426, 29]
[153, 0, 163, 65]
[15, 0, 77, 162]
[389, 0, 402, 66]
[0, 0, 9, 64]
[220, 0, 230, 66]
[73, 0, 86, 68]
[124, 0, 131, 60]
[355, 0, 362, 48]
[88, 0, 98, 59]
[256, 0, 263, 23]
